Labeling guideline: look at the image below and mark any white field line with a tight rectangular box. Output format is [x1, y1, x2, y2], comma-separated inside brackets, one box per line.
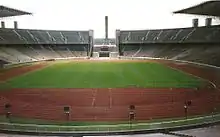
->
[165, 64, 217, 89]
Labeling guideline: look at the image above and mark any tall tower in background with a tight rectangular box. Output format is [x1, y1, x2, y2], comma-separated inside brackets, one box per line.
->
[105, 16, 108, 40]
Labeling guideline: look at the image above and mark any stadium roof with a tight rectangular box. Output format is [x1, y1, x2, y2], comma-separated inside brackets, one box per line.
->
[173, 0, 220, 17]
[0, 5, 32, 18]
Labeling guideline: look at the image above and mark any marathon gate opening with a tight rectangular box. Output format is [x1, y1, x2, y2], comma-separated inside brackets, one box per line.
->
[99, 52, 110, 57]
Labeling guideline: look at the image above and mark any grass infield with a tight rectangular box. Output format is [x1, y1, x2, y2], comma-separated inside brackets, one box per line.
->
[1, 61, 204, 88]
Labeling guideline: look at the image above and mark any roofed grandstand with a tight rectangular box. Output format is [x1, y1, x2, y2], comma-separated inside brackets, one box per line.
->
[0, 28, 93, 65]
[0, 15, 93, 65]
[117, 25, 220, 66]
[117, 2, 220, 66]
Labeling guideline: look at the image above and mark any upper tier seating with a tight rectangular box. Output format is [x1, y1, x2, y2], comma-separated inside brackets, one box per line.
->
[120, 25, 220, 44]
[0, 28, 90, 44]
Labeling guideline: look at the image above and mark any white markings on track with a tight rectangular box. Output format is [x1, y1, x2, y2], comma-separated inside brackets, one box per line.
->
[166, 64, 218, 90]
[91, 90, 97, 107]
[109, 88, 112, 109]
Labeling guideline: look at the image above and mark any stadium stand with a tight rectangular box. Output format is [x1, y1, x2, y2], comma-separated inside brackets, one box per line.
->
[120, 44, 220, 66]
[118, 0, 220, 67]
[119, 25, 220, 66]
[0, 44, 89, 63]
[0, 28, 92, 64]
[0, 6, 93, 65]
[120, 25, 220, 44]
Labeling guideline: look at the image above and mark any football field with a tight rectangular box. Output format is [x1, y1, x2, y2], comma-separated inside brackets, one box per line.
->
[3, 61, 204, 88]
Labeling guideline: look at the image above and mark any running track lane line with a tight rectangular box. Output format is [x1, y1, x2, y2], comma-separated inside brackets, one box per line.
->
[165, 64, 218, 90]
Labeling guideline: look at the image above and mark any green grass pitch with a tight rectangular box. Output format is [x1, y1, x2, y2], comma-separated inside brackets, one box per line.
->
[2, 61, 204, 88]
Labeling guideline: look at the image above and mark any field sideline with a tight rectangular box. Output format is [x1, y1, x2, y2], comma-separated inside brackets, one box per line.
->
[1, 61, 204, 88]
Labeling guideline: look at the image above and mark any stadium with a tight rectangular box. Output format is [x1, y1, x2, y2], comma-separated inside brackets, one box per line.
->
[0, 0, 220, 136]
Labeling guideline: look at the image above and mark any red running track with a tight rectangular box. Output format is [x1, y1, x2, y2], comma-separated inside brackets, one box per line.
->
[0, 87, 220, 121]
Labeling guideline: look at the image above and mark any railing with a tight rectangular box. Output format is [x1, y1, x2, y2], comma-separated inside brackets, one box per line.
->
[0, 114, 220, 133]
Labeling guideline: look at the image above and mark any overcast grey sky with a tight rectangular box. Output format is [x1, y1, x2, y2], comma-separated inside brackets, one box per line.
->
[1, 0, 219, 38]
